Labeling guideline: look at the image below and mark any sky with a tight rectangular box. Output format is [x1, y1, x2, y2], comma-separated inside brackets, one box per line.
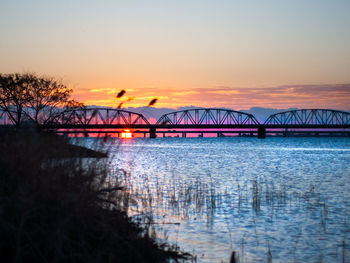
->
[0, 0, 350, 110]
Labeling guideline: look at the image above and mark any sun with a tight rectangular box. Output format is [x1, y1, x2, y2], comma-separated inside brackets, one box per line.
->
[121, 129, 133, 138]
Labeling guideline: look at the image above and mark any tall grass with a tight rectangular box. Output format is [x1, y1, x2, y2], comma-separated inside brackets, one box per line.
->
[117, 164, 339, 262]
[0, 131, 191, 263]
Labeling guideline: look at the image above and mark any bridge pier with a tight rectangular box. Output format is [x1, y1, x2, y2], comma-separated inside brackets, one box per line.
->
[217, 132, 225, 137]
[150, 127, 157, 138]
[257, 127, 266, 139]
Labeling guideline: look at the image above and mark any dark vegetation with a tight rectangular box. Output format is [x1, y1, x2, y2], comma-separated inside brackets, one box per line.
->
[0, 131, 190, 262]
[0, 72, 189, 262]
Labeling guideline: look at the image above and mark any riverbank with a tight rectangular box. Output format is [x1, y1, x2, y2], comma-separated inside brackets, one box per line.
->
[0, 132, 191, 263]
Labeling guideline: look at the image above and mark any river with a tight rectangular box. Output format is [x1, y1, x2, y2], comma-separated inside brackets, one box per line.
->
[81, 137, 350, 262]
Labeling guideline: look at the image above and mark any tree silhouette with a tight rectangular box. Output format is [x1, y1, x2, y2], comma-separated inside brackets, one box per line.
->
[0, 73, 33, 127]
[0, 73, 83, 128]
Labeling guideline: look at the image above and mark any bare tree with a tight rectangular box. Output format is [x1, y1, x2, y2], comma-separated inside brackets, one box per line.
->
[0, 73, 83, 128]
[0, 73, 33, 127]
[65, 99, 85, 110]
[24, 74, 73, 125]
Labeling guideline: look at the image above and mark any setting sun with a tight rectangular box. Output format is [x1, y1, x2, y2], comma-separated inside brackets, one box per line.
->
[121, 129, 133, 139]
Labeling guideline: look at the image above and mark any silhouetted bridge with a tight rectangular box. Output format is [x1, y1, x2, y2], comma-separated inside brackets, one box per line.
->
[1, 108, 350, 138]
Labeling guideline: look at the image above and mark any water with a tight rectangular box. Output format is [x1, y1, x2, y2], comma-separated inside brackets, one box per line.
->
[83, 137, 350, 262]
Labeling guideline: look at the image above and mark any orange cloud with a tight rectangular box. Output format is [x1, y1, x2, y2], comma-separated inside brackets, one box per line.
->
[72, 84, 350, 111]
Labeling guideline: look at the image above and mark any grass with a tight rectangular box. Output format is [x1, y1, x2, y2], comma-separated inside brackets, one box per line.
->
[119, 164, 343, 262]
[0, 131, 191, 263]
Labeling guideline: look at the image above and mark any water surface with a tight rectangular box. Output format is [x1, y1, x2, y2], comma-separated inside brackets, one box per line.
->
[83, 137, 350, 262]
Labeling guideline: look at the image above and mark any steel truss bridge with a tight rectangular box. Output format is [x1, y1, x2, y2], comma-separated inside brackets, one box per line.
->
[0, 108, 349, 138]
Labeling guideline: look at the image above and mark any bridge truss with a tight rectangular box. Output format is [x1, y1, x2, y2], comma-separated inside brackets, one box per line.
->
[264, 109, 350, 126]
[157, 108, 259, 125]
[0, 109, 10, 125]
[0, 107, 150, 129]
[54, 107, 150, 125]
[1, 107, 349, 137]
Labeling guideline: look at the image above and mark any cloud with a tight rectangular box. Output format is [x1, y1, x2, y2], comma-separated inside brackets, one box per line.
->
[168, 84, 350, 110]
[74, 84, 350, 111]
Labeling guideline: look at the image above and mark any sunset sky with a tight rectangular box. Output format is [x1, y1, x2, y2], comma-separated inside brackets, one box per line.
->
[1, 0, 350, 110]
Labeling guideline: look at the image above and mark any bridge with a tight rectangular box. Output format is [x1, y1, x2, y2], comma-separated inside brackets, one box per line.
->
[262, 109, 350, 137]
[0, 107, 349, 138]
[54, 107, 150, 126]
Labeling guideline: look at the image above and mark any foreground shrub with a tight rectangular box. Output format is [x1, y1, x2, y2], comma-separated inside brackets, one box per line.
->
[0, 132, 189, 263]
